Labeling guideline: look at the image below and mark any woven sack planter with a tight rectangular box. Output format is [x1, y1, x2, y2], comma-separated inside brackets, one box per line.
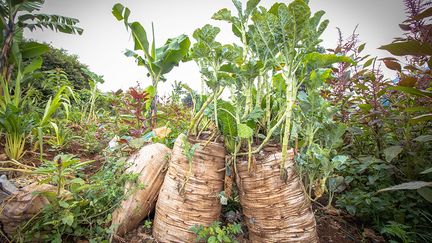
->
[236, 149, 318, 243]
[0, 183, 63, 237]
[153, 134, 226, 242]
[111, 143, 171, 236]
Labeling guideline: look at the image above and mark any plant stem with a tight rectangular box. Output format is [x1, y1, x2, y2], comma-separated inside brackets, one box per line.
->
[188, 87, 223, 136]
[214, 91, 219, 130]
[237, 112, 287, 156]
[255, 75, 262, 109]
[265, 80, 271, 134]
[247, 138, 252, 172]
[281, 74, 296, 175]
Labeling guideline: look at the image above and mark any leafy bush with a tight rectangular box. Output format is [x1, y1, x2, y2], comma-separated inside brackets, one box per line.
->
[23, 41, 99, 93]
[335, 156, 432, 242]
[190, 222, 243, 243]
[13, 153, 138, 242]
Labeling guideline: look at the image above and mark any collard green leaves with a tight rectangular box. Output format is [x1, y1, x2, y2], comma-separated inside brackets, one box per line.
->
[191, 25, 241, 90]
[217, 100, 237, 138]
[238, 123, 253, 138]
[304, 52, 353, 69]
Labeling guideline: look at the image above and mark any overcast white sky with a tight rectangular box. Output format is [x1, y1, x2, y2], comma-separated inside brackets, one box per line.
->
[26, 0, 406, 93]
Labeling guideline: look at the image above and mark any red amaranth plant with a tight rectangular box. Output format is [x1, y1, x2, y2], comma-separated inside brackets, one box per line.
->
[402, 0, 432, 42]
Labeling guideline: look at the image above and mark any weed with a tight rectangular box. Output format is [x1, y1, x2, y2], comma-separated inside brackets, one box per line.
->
[190, 221, 243, 243]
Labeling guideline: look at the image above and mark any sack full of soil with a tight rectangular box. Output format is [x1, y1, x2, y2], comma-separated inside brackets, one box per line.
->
[236, 149, 318, 243]
[111, 143, 171, 236]
[0, 183, 60, 236]
[152, 134, 226, 242]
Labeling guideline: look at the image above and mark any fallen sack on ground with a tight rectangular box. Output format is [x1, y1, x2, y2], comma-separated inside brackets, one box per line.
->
[111, 143, 172, 236]
[0, 175, 18, 203]
[0, 183, 60, 236]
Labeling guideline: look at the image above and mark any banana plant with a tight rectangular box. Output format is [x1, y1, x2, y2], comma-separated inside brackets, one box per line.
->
[112, 3, 190, 127]
[0, 0, 82, 95]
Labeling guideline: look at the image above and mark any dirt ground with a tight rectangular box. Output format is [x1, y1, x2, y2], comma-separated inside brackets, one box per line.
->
[115, 205, 385, 243]
[315, 207, 384, 243]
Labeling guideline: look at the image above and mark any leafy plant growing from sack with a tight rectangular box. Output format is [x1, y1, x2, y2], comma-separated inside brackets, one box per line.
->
[210, 0, 350, 241]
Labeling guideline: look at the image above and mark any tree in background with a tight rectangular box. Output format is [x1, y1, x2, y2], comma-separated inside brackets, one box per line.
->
[0, 0, 83, 104]
[24, 41, 103, 94]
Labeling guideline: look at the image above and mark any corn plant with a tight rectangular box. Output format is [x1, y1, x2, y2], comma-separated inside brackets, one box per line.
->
[79, 68, 104, 124]
[0, 55, 43, 110]
[47, 122, 78, 150]
[35, 85, 75, 160]
[0, 104, 33, 160]
[0, 46, 48, 161]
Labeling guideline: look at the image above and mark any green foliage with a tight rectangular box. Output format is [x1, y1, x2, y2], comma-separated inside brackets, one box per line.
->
[190, 222, 243, 243]
[319, 5, 432, 239]
[14, 152, 138, 242]
[35, 84, 75, 160]
[143, 220, 152, 229]
[182, 136, 200, 163]
[380, 221, 415, 243]
[216, 100, 237, 152]
[379, 40, 432, 56]
[27, 42, 98, 93]
[303, 52, 353, 69]
[35, 154, 94, 196]
[157, 95, 192, 148]
[334, 153, 432, 241]
[113, 3, 190, 129]
[0, 104, 33, 159]
[112, 3, 190, 89]
[0, 0, 82, 100]
[187, 24, 239, 135]
[2, 1, 431, 243]
[47, 122, 75, 150]
[237, 123, 253, 139]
